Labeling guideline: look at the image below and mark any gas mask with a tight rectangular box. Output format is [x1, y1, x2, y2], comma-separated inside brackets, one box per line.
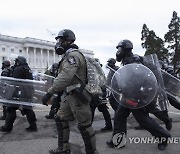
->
[55, 37, 72, 55]
[55, 42, 66, 55]
[116, 47, 125, 62]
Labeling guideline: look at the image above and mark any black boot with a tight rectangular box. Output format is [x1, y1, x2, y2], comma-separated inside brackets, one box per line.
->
[26, 121, 37, 132]
[0, 126, 11, 133]
[45, 114, 54, 119]
[106, 139, 125, 149]
[25, 109, 37, 132]
[101, 126, 112, 132]
[49, 148, 70, 154]
[165, 118, 172, 131]
[99, 104, 112, 132]
[106, 139, 114, 148]
[26, 125, 37, 132]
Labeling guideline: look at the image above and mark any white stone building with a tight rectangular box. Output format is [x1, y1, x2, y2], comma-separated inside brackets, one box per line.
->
[0, 34, 94, 73]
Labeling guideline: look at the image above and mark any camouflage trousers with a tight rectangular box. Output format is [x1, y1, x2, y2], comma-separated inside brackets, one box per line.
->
[56, 92, 97, 153]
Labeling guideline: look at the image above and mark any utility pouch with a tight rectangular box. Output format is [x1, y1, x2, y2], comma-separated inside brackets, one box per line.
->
[73, 87, 92, 103]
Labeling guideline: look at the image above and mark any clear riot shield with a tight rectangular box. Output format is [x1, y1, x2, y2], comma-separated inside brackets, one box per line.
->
[161, 69, 180, 106]
[111, 64, 158, 109]
[0, 75, 54, 108]
[35, 73, 55, 92]
[143, 54, 169, 110]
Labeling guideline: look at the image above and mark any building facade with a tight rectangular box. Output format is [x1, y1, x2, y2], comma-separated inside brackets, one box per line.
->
[0, 34, 94, 73]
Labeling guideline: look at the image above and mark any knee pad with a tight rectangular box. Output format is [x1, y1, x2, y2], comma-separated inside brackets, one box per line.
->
[78, 123, 96, 154]
[78, 123, 90, 136]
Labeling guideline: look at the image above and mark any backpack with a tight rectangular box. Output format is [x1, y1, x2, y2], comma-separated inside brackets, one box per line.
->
[78, 49, 106, 97]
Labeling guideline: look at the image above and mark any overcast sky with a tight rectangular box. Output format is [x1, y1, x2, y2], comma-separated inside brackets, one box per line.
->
[0, 0, 179, 66]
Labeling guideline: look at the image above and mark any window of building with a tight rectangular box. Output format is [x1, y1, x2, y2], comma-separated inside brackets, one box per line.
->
[11, 48, 14, 52]
[2, 47, 5, 52]
[2, 56, 6, 62]
[19, 50, 22, 53]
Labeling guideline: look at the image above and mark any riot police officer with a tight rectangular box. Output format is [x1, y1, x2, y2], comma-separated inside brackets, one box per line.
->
[42, 29, 98, 154]
[0, 60, 13, 120]
[106, 58, 119, 111]
[0, 56, 37, 132]
[106, 39, 171, 151]
[44, 63, 61, 119]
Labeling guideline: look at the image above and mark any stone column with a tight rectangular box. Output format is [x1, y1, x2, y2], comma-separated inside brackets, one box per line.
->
[33, 48, 36, 69]
[53, 50, 56, 63]
[41, 48, 43, 69]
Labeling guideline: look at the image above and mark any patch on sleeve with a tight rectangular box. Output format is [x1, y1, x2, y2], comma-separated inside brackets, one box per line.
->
[67, 56, 76, 65]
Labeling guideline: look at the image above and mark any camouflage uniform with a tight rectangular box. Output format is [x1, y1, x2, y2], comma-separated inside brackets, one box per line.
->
[48, 48, 98, 154]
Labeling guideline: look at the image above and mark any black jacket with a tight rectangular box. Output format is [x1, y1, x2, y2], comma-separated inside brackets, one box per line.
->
[13, 64, 33, 80]
[122, 54, 143, 65]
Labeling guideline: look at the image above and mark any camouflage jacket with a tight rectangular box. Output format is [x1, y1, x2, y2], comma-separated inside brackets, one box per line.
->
[48, 48, 86, 94]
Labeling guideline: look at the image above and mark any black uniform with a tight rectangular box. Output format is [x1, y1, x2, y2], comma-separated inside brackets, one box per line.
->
[143, 100, 172, 130]
[0, 61, 13, 120]
[0, 56, 37, 132]
[90, 87, 112, 131]
[107, 39, 171, 151]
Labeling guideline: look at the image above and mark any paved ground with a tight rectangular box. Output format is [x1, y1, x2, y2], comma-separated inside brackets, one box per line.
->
[0, 104, 180, 154]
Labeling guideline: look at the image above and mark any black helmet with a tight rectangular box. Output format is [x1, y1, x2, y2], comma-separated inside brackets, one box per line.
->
[107, 58, 116, 64]
[116, 39, 133, 49]
[55, 29, 76, 42]
[2, 60, 11, 67]
[15, 56, 27, 65]
[116, 39, 133, 62]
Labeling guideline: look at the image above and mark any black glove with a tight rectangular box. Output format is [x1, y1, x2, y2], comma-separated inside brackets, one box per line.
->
[42, 93, 52, 106]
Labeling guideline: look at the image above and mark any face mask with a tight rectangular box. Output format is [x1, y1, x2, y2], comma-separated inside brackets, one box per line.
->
[55, 42, 66, 55]
[116, 47, 125, 62]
